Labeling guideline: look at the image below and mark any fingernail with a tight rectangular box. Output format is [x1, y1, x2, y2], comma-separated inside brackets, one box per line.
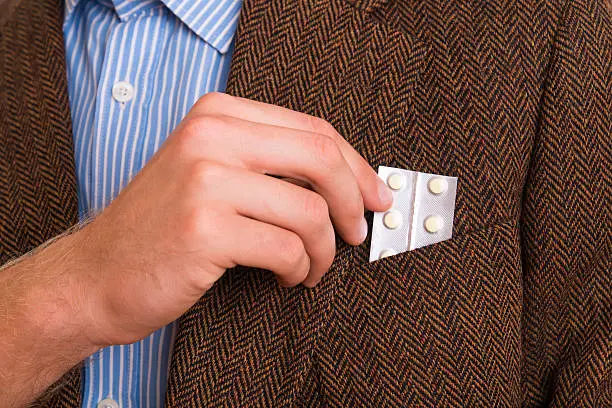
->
[377, 179, 393, 207]
[360, 217, 369, 242]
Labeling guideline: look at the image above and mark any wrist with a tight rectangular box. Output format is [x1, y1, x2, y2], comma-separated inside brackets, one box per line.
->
[21, 229, 108, 355]
[0, 228, 104, 405]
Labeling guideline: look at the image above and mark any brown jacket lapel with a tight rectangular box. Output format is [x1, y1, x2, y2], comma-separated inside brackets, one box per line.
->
[0, 0, 82, 406]
[0, 0, 78, 264]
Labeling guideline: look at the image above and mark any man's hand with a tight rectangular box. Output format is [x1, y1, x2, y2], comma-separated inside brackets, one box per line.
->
[0, 94, 392, 406]
[80, 93, 393, 346]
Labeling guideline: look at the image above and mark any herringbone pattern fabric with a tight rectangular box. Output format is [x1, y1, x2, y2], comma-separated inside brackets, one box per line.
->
[520, 2, 612, 405]
[0, 0, 82, 406]
[1, 0, 610, 406]
[0, 0, 83, 406]
[0, 0, 78, 265]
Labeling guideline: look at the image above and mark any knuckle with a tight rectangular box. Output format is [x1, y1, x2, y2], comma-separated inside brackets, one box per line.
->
[175, 117, 212, 150]
[345, 205, 365, 227]
[344, 195, 364, 219]
[184, 114, 226, 139]
[188, 161, 222, 190]
[308, 116, 339, 138]
[183, 207, 224, 242]
[181, 208, 206, 241]
[174, 119, 202, 153]
[195, 92, 231, 112]
[199, 114, 228, 135]
[278, 233, 306, 269]
[176, 115, 227, 154]
[302, 193, 329, 227]
[309, 134, 342, 169]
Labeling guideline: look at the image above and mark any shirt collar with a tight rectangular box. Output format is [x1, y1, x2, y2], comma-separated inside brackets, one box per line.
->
[64, 0, 161, 24]
[64, 0, 242, 54]
[64, 0, 80, 17]
[162, 0, 242, 54]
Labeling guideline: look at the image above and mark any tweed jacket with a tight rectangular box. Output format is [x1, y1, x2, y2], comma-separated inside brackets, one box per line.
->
[1, 0, 611, 406]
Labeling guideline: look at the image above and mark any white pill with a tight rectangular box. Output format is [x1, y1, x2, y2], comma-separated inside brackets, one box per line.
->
[424, 215, 444, 233]
[428, 177, 448, 195]
[379, 249, 397, 259]
[387, 173, 405, 191]
[383, 210, 403, 230]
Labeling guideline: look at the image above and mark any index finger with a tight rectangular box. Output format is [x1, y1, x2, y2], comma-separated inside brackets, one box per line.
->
[191, 93, 394, 212]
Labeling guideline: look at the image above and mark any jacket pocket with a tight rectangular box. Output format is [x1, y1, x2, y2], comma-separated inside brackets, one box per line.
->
[315, 220, 523, 406]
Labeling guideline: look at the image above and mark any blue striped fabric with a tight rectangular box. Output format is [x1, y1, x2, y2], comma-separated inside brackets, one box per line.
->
[62, 0, 241, 406]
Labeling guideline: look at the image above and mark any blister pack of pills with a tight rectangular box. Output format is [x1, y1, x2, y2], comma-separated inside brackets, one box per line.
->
[369, 166, 458, 262]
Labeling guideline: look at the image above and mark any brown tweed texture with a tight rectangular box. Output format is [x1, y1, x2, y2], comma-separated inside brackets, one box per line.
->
[1, 0, 610, 406]
[0, 0, 82, 406]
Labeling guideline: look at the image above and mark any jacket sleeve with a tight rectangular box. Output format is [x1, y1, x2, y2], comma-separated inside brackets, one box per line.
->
[519, 1, 611, 406]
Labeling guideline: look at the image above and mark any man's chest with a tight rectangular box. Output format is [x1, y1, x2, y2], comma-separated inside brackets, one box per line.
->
[1, 0, 557, 406]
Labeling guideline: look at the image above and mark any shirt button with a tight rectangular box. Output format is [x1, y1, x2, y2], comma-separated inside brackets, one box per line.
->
[112, 81, 134, 103]
[97, 398, 119, 408]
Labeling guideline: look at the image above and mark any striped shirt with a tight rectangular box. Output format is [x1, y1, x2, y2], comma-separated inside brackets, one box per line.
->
[62, 0, 241, 406]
